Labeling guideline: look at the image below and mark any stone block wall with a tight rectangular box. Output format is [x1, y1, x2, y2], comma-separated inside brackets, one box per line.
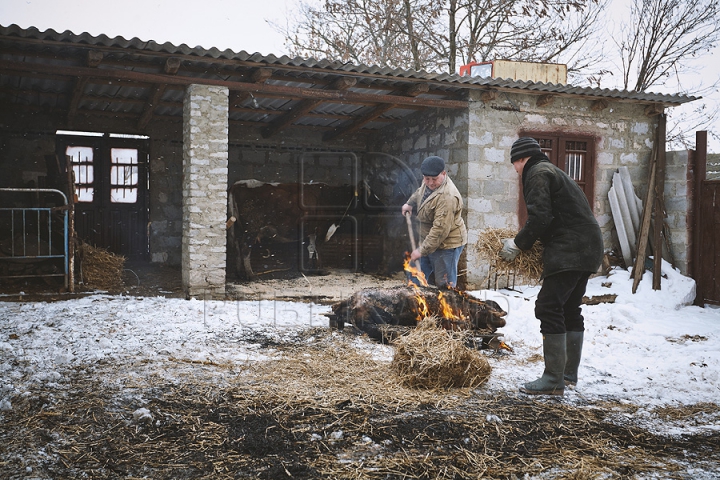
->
[181, 84, 229, 297]
[664, 150, 691, 274]
[464, 91, 658, 287]
[149, 139, 183, 265]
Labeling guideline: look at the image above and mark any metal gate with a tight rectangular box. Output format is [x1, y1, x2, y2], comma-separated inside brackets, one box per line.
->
[0, 188, 69, 288]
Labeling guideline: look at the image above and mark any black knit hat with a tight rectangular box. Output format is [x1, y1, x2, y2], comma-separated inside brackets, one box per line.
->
[420, 156, 445, 176]
[510, 137, 542, 163]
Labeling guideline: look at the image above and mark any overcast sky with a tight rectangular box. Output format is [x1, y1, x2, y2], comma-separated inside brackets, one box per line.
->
[1, 0, 718, 152]
[0, 0, 293, 55]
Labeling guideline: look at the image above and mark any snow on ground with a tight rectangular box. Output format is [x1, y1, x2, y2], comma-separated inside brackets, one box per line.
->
[1, 260, 719, 436]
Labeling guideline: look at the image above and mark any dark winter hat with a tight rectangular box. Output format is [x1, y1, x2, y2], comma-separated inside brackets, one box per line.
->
[420, 156, 446, 176]
[510, 137, 542, 163]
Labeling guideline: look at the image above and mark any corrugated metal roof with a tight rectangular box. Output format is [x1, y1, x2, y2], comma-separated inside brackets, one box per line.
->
[0, 23, 698, 106]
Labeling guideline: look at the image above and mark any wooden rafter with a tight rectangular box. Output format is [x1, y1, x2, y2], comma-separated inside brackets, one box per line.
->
[66, 77, 89, 124]
[137, 58, 182, 129]
[229, 68, 273, 109]
[0, 59, 468, 110]
[262, 76, 357, 138]
[323, 83, 429, 141]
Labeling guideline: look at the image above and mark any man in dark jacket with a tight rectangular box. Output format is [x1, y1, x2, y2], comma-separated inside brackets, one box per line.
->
[500, 137, 603, 396]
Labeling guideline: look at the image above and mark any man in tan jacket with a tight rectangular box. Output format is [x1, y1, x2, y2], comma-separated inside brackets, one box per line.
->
[401, 155, 467, 287]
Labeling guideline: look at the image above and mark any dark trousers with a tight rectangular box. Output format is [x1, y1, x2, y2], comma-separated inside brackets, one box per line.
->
[535, 270, 591, 334]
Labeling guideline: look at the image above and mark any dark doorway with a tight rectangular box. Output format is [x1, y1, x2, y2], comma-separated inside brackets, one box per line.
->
[56, 133, 149, 260]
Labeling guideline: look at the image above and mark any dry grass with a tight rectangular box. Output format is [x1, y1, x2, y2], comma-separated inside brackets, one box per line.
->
[77, 241, 126, 290]
[391, 317, 492, 389]
[475, 227, 543, 284]
[1, 329, 718, 479]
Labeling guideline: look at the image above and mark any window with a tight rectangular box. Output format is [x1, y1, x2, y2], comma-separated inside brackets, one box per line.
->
[525, 134, 595, 205]
[110, 148, 139, 203]
[66, 146, 94, 202]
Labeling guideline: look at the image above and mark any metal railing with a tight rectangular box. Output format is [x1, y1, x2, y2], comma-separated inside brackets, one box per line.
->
[0, 188, 69, 288]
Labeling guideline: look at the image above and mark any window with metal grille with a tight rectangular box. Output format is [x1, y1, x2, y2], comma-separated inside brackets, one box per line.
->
[110, 148, 139, 203]
[66, 146, 94, 202]
[522, 134, 595, 205]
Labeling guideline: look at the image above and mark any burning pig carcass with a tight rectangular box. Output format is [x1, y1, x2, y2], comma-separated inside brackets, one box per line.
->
[326, 284, 507, 347]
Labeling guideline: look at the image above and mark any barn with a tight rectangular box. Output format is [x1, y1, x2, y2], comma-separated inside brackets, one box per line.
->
[0, 24, 715, 302]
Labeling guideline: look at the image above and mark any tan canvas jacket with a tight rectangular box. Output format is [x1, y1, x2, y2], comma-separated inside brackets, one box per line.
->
[407, 176, 467, 256]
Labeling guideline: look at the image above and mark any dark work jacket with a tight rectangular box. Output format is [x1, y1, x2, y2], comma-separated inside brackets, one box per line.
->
[515, 154, 603, 278]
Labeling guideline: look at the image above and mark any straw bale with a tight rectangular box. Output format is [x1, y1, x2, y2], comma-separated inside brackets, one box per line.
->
[475, 227, 543, 282]
[78, 241, 126, 290]
[391, 317, 492, 389]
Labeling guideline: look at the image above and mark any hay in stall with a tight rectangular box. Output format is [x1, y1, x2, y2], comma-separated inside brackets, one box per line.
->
[475, 227, 543, 284]
[77, 241, 126, 290]
[391, 317, 492, 389]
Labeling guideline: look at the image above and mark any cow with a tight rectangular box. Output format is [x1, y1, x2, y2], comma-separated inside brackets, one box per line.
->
[228, 180, 381, 280]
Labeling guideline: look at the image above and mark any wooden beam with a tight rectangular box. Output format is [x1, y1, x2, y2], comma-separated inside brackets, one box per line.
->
[67, 77, 89, 124]
[230, 67, 274, 108]
[323, 83, 429, 141]
[536, 94, 554, 107]
[652, 114, 667, 290]
[163, 57, 181, 75]
[261, 76, 357, 138]
[137, 57, 180, 129]
[644, 103, 664, 116]
[631, 157, 656, 294]
[0, 59, 468, 109]
[137, 84, 166, 130]
[87, 50, 103, 67]
[480, 89, 498, 102]
[691, 131, 708, 305]
[591, 99, 609, 111]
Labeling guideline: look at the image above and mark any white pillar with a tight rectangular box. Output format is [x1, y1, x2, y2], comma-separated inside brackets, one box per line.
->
[182, 84, 229, 297]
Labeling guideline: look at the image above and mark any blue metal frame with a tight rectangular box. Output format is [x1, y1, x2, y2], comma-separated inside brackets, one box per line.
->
[0, 188, 69, 288]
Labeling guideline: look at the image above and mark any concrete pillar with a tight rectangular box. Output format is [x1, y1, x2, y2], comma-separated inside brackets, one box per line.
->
[182, 84, 229, 297]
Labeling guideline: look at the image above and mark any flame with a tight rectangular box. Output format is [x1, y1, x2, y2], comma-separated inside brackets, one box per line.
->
[403, 253, 428, 287]
[402, 253, 471, 326]
[410, 283, 430, 321]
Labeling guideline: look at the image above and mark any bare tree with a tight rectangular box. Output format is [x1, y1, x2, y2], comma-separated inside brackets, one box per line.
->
[611, 0, 720, 150]
[277, 0, 607, 74]
[616, 0, 720, 92]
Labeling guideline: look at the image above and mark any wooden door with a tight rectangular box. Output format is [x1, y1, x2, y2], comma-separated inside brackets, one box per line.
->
[698, 181, 720, 304]
[57, 134, 149, 261]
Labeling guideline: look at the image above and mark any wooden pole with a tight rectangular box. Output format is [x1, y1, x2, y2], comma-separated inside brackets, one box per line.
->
[65, 154, 76, 293]
[405, 212, 421, 270]
[652, 114, 667, 290]
[631, 152, 657, 294]
[692, 131, 708, 305]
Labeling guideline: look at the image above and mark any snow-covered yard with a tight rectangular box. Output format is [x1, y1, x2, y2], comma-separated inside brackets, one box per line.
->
[1, 261, 719, 478]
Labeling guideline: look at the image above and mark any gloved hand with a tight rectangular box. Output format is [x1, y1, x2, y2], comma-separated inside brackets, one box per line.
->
[499, 238, 521, 262]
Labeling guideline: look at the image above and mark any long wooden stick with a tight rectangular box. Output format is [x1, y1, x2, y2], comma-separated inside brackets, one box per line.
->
[632, 161, 656, 293]
[404, 212, 421, 269]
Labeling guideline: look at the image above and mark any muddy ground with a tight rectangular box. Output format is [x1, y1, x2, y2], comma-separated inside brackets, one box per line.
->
[1, 264, 719, 478]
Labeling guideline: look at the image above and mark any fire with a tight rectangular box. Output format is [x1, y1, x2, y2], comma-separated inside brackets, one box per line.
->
[437, 291, 466, 321]
[403, 253, 469, 324]
[403, 253, 428, 287]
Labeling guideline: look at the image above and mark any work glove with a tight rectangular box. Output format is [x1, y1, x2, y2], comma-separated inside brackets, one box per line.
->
[499, 238, 521, 262]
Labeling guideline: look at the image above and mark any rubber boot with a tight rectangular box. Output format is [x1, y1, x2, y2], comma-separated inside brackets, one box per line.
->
[564, 331, 584, 386]
[520, 333, 566, 396]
